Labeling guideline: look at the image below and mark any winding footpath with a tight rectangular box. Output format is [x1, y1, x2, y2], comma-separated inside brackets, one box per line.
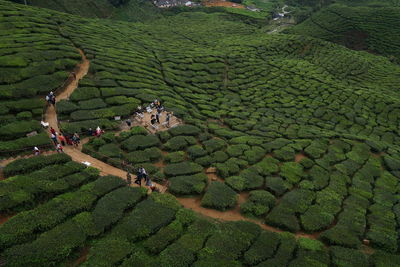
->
[3, 48, 321, 239]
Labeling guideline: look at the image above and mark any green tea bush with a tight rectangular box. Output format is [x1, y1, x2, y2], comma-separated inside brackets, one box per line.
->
[3, 153, 71, 177]
[121, 135, 160, 151]
[201, 181, 238, 211]
[168, 124, 201, 136]
[202, 138, 226, 153]
[243, 231, 280, 265]
[0, 120, 42, 140]
[330, 246, 369, 267]
[144, 220, 184, 254]
[164, 161, 203, 177]
[70, 87, 100, 101]
[164, 151, 185, 163]
[163, 136, 196, 151]
[169, 173, 208, 195]
[78, 98, 107, 110]
[265, 176, 292, 196]
[111, 199, 176, 241]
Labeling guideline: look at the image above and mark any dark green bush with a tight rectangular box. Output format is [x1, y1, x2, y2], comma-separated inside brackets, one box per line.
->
[0, 120, 42, 140]
[78, 98, 107, 110]
[280, 162, 307, 184]
[70, 86, 100, 101]
[164, 136, 196, 151]
[330, 246, 369, 267]
[169, 173, 208, 195]
[144, 220, 184, 254]
[164, 161, 203, 177]
[253, 157, 279, 176]
[164, 151, 186, 163]
[168, 124, 201, 136]
[201, 181, 238, 211]
[3, 153, 71, 177]
[243, 231, 280, 265]
[111, 199, 176, 241]
[202, 138, 226, 153]
[243, 146, 265, 164]
[265, 176, 292, 196]
[121, 135, 160, 152]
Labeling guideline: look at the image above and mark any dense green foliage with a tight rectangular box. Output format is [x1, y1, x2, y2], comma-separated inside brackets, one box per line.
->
[1, 0, 400, 264]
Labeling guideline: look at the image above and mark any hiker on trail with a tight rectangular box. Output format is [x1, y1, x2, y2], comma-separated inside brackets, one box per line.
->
[95, 126, 102, 137]
[58, 134, 66, 146]
[156, 106, 163, 115]
[166, 112, 171, 127]
[126, 119, 132, 127]
[56, 144, 63, 153]
[72, 133, 80, 146]
[156, 113, 160, 124]
[50, 127, 56, 136]
[135, 169, 142, 186]
[51, 95, 56, 105]
[139, 167, 147, 180]
[51, 133, 58, 145]
[126, 172, 132, 186]
[65, 133, 73, 146]
[87, 128, 93, 136]
[33, 146, 40, 156]
[150, 115, 157, 126]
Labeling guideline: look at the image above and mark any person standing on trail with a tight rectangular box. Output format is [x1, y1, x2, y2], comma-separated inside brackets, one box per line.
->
[126, 119, 132, 127]
[135, 169, 142, 186]
[56, 143, 63, 153]
[50, 127, 56, 136]
[72, 133, 80, 147]
[150, 115, 157, 126]
[33, 146, 40, 156]
[58, 134, 66, 146]
[166, 112, 171, 127]
[156, 113, 160, 124]
[145, 176, 152, 187]
[51, 133, 58, 145]
[87, 128, 93, 136]
[126, 171, 132, 186]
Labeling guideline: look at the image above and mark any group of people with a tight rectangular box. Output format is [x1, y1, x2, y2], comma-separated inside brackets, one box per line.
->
[132, 99, 172, 129]
[87, 126, 104, 137]
[46, 91, 56, 106]
[49, 127, 80, 152]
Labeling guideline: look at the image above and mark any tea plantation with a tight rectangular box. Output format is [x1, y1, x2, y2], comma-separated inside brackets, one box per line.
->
[1, 0, 400, 265]
[1, 154, 400, 266]
[287, 4, 400, 63]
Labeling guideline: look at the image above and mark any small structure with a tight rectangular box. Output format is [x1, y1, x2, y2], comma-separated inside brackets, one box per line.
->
[153, 0, 194, 8]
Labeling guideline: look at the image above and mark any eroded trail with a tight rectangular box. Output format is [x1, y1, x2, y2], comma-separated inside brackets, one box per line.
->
[41, 48, 317, 239]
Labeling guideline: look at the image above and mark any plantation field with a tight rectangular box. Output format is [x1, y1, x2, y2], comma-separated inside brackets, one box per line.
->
[1, 0, 400, 265]
[1, 154, 400, 266]
[287, 4, 400, 63]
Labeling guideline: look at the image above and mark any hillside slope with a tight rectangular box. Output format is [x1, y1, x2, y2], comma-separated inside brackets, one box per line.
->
[1, 2, 400, 265]
[287, 4, 400, 63]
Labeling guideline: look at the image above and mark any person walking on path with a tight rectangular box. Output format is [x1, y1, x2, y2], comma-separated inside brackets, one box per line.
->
[58, 134, 66, 146]
[126, 171, 132, 186]
[135, 168, 142, 186]
[33, 146, 40, 156]
[72, 133, 80, 147]
[51, 133, 58, 145]
[166, 112, 171, 127]
[50, 127, 56, 136]
[156, 113, 160, 124]
[56, 144, 63, 153]
[126, 119, 132, 127]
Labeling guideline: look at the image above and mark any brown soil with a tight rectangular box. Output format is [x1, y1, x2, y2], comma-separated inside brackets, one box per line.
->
[0, 214, 13, 225]
[203, 0, 245, 8]
[295, 153, 307, 163]
[68, 247, 90, 267]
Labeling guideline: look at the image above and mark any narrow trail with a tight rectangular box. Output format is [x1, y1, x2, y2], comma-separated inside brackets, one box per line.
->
[6, 48, 321, 240]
